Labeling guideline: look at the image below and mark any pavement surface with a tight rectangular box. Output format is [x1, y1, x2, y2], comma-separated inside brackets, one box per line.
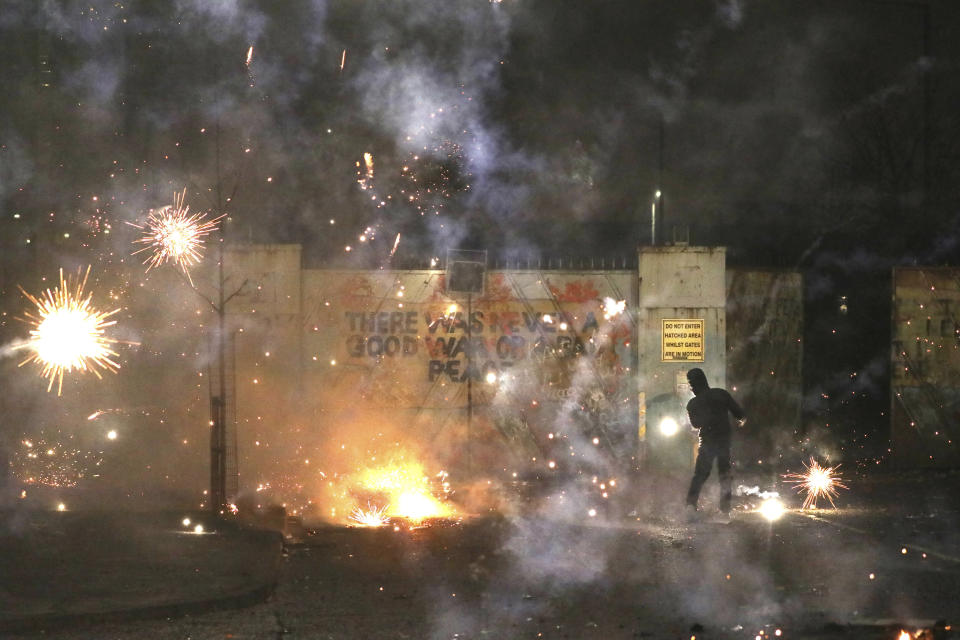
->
[0, 509, 283, 635]
[1, 469, 959, 639]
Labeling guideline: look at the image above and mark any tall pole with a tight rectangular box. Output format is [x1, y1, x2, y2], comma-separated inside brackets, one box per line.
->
[209, 112, 227, 516]
[466, 293, 473, 476]
[921, 2, 930, 216]
[658, 114, 665, 244]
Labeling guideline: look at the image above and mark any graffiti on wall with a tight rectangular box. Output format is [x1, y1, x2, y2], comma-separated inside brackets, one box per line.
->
[342, 308, 610, 383]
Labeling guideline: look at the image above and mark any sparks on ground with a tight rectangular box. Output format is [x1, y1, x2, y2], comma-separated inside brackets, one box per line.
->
[783, 457, 848, 509]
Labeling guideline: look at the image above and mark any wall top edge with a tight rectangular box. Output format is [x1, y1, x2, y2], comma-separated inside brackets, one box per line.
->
[637, 245, 727, 254]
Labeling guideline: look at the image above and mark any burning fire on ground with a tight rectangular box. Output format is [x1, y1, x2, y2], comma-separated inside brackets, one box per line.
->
[344, 461, 455, 526]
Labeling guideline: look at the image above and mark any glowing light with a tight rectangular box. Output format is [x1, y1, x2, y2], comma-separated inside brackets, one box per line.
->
[182, 517, 191, 527]
[193, 524, 204, 534]
[106, 430, 117, 440]
[340, 48, 346, 72]
[389, 233, 401, 259]
[758, 497, 785, 521]
[17, 266, 121, 395]
[783, 457, 848, 509]
[485, 371, 498, 384]
[658, 416, 679, 437]
[897, 632, 910, 640]
[358, 152, 374, 190]
[349, 503, 389, 527]
[357, 462, 454, 522]
[57, 503, 66, 511]
[245, 45, 253, 66]
[129, 189, 224, 282]
[602, 297, 626, 320]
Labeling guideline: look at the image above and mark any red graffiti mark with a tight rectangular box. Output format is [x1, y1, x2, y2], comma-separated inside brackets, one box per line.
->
[547, 279, 600, 303]
[487, 310, 523, 335]
[426, 275, 449, 302]
[336, 275, 376, 303]
[479, 273, 514, 302]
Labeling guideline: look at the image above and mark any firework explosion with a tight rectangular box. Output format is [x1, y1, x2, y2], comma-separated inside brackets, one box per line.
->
[129, 189, 223, 282]
[783, 457, 848, 509]
[357, 462, 454, 522]
[349, 502, 390, 527]
[17, 266, 121, 395]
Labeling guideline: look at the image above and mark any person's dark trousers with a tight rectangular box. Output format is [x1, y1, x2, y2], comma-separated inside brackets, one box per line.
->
[685, 434, 732, 513]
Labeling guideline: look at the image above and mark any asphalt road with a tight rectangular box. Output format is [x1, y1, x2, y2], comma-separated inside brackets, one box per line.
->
[9, 471, 960, 640]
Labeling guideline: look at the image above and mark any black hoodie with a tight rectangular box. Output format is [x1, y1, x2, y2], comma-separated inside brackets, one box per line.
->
[685, 368, 745, 438]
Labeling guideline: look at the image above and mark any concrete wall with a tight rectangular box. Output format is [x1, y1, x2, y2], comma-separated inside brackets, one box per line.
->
[637, 246, 727, 471]
[891, 267, 960, 467]
[725, 268, 803, 466]
[218, 243, 803, 497]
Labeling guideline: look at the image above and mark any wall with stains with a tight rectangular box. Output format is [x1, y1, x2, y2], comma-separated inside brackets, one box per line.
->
[725, 268, 803, 466]
[219, 244, 804, 498]
[891, 267, 960, 467]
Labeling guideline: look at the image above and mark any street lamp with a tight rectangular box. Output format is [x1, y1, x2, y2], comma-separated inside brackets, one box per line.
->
[651, 189, 663, 246]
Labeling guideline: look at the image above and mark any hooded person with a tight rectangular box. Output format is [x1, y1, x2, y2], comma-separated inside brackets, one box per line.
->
[684, 367, 746, 520]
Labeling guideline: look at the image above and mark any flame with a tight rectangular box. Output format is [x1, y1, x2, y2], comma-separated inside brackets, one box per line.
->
[245, 45, 253, 66]
[357, 462, 454, 522]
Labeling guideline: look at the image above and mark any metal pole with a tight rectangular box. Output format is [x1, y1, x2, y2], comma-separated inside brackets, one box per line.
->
[466, 292, 473, 476]
[209, 111, 227, 516]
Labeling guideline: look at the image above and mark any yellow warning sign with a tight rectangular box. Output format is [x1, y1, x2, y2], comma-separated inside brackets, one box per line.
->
[661, 318, 704, 362]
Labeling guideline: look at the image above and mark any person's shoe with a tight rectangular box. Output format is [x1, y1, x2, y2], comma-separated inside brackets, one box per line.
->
[685, 504, 700, 522]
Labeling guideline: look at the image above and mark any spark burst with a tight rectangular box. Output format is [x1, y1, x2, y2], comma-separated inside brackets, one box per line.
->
[129, 189, 224, 283]
[783, 457, 848, 509]
[349, 502, 389, 527]
[17, 266, 121, 395]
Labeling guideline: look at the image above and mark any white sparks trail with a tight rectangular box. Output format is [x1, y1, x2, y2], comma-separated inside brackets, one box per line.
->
[389, 233, 401, 259]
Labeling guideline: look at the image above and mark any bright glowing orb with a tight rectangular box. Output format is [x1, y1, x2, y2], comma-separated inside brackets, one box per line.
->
[659, 416, 679, 437]
[17, 266, 121, 395]
[759, 497, 785, 521]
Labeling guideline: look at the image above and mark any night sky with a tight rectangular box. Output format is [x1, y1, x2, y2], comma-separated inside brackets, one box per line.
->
[3, 0, 960, 465]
